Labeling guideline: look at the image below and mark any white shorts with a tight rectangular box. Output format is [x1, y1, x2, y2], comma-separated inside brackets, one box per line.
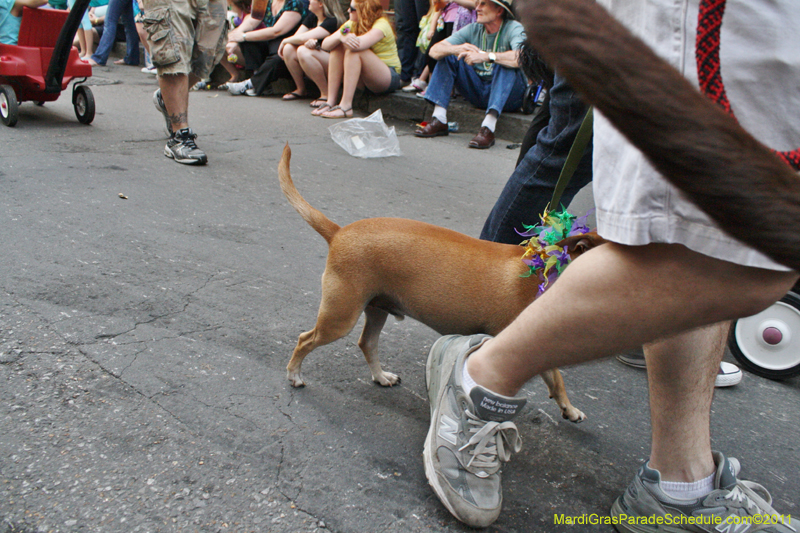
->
[592, 0, 800, 271]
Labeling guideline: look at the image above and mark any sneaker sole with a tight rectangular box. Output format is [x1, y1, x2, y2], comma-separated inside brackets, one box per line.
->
[163, 147, 207, 165]
[715, 371, 742, 387]
[609, 497, 690, 533]
[153, 90, 172, 136]
[423, 335, 461, 523]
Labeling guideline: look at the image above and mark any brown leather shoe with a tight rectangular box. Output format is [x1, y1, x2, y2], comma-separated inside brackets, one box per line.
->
[468, 126, 495, 149]
[415, 117, 449, 138]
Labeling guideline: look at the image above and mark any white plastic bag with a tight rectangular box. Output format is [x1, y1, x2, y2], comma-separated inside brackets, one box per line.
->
[328, 109, 402, 158]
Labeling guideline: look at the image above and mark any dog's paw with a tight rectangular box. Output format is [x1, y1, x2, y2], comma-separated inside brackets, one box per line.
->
[372, 371, 401, 387]
[561, 405, 586, 423]
[287, 371, 306, 388]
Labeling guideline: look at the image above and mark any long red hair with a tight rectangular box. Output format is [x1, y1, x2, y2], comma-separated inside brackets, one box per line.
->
[353, 0, 389, 36]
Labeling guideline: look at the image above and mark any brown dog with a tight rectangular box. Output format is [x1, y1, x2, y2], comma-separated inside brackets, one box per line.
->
[278, 145, 605, 422]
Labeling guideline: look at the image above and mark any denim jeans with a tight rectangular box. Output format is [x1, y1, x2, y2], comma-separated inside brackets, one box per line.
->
[424, 55, 527, 116]
[91, 0, 139, 65]
[480, 73, 593, 244]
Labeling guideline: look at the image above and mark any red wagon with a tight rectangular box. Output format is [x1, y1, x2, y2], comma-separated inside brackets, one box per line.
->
[0, 5, 94, 126]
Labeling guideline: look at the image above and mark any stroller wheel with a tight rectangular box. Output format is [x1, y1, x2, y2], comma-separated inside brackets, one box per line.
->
[1, 85, 19, 127]
[73, 85, 95, 125]
[728, 291, 800, 380]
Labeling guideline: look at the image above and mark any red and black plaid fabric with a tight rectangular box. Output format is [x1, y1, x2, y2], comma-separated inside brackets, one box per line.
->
[696, 0, 800, 170]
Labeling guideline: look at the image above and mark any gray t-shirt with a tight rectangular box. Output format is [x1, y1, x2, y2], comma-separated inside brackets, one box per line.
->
[445, 19, 525, 78]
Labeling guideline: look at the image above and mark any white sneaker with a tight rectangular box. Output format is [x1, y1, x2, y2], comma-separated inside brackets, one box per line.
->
[412, 78, 428, 91]
[616, 349, 743, 388]
[716, 361, 743, 387]
[402, 79, 418, 92]
[141, 65, 157, 75]
[227, 79, 253, 96]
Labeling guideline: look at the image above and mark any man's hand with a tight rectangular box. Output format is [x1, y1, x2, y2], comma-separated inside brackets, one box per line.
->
[430, 40, 480, 60]
[458, 49, 489, 65]
[457, 43, 482, 55]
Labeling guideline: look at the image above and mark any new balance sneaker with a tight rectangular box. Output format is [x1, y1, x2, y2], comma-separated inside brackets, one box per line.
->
[611, 451, 795, 532]
[423, 334, 526, 528]
[227, 78, 253, 95]
[164, 128, 208, 165]
[616, 349, 743, 387]
[153, 88, 172, 136]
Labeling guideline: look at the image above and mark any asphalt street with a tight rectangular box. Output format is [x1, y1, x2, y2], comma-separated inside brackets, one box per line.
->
[1, 65, 798, 533]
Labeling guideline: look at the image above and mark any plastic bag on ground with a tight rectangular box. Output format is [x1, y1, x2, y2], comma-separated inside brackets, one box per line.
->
[328, 109, 402, 158]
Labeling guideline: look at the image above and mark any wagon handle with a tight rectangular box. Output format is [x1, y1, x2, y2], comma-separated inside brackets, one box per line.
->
[44, 0, 91, 93]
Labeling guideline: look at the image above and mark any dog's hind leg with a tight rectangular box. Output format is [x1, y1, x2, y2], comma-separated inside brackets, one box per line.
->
[541, 369, 586, 423]
[286, 277, 365, 387]
[358, 306, 400, 387]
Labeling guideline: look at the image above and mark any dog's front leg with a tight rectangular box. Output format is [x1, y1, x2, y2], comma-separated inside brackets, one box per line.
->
[358, 306, 400, 386]
[541, 369, 586, 422]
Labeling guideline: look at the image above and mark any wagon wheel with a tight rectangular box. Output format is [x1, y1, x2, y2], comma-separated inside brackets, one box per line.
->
[728, 291, 800, 380]
[1, 84, 19, 127]
[73, 85, 95, 125]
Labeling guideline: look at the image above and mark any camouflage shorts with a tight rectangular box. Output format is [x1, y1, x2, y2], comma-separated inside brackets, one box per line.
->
[141, 0, 228, 80]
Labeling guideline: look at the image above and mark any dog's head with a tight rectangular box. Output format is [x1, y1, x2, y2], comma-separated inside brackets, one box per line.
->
[557, 230, 606, 260]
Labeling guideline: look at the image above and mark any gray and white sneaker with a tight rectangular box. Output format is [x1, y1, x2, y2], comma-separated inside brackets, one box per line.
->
[611, 451, 796, 532]
[423, 334, 526, 528]
[153, 88, 172, 136]
[227, 78, 253, 96]
[164, 128, 208, 165]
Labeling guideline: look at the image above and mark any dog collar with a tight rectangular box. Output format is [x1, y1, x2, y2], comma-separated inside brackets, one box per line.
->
[518, 207, 593, 295]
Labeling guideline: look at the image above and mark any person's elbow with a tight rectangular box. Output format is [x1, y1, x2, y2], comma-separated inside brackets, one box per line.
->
[429, 42, 447, 60]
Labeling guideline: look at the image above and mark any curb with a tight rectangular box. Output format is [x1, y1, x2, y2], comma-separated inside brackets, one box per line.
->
[355, 90, 532, 142]
[114, 42, 533, 141]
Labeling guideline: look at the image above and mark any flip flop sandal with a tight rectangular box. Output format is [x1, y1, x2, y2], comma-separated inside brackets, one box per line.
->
[310, 99, 327, 108]
[321, 106, 353, 119]
[282, 92, 307, 101]
[311, 103, 332, 116]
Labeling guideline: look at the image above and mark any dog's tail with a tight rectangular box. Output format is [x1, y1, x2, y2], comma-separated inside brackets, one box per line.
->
[278, 143, 341, 244]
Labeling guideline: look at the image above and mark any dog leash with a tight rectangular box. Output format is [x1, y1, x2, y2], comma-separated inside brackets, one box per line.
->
[549, 107, 593, 210]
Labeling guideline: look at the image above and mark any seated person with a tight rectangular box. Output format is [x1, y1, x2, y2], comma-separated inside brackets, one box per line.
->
[313, 0, 401, 119]
[225, 0, 305, 96]
[278, 0, 344, 103]
[414, 0, 526, 149]
[0, 0, 47, 45]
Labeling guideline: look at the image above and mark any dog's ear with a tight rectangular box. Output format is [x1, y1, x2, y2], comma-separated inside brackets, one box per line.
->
[558, 231, 606, 257]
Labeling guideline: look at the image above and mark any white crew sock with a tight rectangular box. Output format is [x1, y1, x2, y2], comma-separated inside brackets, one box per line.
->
[660, 471, 715, 500]
[481, 112, 498, 132]
[462, 357, 478, 394]
[432, 105, 447, 124]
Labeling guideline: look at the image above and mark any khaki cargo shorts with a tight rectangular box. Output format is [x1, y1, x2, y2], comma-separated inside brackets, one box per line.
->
[141, 0, 228, 80]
